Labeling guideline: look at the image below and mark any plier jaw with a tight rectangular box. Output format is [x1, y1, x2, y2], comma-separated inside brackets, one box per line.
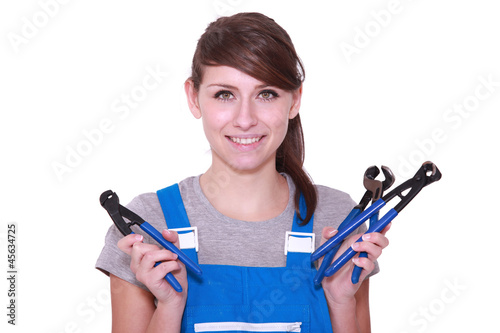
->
[100, 190, 143, 236]
[383, 161, 442, 213]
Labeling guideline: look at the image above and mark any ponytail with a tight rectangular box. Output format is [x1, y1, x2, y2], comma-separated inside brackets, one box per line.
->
[276, 114, 317, 225]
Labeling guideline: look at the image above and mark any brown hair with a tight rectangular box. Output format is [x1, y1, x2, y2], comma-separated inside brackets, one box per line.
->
[189, 12, 317, 224]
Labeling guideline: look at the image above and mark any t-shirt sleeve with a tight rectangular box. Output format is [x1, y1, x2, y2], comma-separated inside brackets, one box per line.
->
[95, 194, 155, 291]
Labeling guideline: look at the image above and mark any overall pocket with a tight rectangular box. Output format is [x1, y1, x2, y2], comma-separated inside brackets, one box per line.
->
[194, 321, 301, 332]
[185, 304, 310, 333]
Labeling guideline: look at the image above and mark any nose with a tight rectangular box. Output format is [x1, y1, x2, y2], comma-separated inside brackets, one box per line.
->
[233, 99, 258, 130]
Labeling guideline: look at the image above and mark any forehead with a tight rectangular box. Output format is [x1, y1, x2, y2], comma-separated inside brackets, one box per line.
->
[201, 66, 267, 88]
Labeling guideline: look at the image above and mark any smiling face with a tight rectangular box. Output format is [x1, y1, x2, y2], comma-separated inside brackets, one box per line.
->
[185, 65, 302, 174]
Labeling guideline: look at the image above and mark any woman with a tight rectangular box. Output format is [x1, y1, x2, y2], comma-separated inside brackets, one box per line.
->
[96, 12, 389, 332]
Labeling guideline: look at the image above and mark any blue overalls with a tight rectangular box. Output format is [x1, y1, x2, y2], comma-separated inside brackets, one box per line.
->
[157, 184, 333, 333]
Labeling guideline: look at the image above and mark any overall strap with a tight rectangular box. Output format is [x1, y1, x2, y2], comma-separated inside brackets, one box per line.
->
[156, 183, 199, 264]
[286, 193, 315, 268]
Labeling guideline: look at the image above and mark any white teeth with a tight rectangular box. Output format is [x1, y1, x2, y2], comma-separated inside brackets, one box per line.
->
[230, 137, 262, 145]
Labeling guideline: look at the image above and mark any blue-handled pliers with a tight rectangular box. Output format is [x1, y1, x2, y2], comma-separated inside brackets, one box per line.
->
[351, 165, 395, 284]
[312, 162, 441, 284]
[314, 165, 394, 285]
[100, 190, 203, 292]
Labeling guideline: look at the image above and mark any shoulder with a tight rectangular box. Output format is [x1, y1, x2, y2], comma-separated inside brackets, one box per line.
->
[314, 184, 356, 221]
[315, 184, 355, 209]
[129, 176, 198, 213]
[311, 184, 356, 238]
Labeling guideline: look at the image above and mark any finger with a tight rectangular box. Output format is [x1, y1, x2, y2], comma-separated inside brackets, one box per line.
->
[140, 249, 179, 270]
[351, 241, 383, 260]
[161, 229, 180, 248]
[362, 232, 390, 249]
[352, 256, 376, 277]
[320, 227, 338, 243]
[136, 259, 181, 286]
[149, 261, 182, 282]
[117, 234, 144, 255]
[129, 242, 161, 273]
[314, 228, 341, 272]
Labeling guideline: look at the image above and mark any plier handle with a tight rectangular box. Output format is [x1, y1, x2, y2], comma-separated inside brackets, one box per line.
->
[100, 190, 203, 292]
[311, 161, 441, 282]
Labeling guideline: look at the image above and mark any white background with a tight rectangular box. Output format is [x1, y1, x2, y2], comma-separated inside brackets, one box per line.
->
[1, 0, 499, 332]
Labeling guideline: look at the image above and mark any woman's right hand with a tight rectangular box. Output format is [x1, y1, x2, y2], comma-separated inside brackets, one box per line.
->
[117, 229, 188, 306]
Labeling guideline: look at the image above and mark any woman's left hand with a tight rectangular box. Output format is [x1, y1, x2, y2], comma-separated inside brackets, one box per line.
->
[318, 224, 391, 305]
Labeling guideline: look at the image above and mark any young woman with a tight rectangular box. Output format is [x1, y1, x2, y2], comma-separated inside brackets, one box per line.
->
[96, 12, 389, 333]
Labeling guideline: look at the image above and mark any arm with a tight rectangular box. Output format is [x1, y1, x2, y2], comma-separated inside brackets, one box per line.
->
[111, 230, 188, 333]
[110, 275, 185, 333]
[320, 226, 390, 332]
[325, 278, 370, 332]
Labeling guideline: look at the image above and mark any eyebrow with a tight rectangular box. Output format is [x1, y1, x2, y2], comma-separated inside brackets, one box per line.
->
[206, 83, 271, 90]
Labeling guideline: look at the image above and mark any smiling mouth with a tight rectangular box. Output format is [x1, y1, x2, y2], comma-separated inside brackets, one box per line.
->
[227, 136, 263, 145]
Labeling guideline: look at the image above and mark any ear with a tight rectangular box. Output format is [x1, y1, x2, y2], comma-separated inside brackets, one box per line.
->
[289, 84, 303, 119]
[184, 79, 202, 119]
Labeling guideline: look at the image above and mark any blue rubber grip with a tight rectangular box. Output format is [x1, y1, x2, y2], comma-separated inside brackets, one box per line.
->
[311, 199, 386, 262]
[139, 222, 203, 276]
[314, 209, 362, 285]
[351, 213, 379, 284]
[325, 208, 398, 277]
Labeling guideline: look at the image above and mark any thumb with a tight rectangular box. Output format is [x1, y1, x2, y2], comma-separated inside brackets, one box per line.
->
[320, 227, 338, 245]
[316, 227, 338, 268]
[117, 233, 143, 255]
[161, 229, 180, 249]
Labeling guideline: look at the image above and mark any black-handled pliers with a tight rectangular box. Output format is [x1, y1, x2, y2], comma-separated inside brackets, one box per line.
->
[100, 190, 202, 292]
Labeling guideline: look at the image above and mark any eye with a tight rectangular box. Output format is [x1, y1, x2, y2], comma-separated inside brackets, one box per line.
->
[258, 89, 279, 101]
[214, 90, 234, 101]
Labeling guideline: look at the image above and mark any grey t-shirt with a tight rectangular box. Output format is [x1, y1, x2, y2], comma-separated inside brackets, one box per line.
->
[95, 174, 377, 291]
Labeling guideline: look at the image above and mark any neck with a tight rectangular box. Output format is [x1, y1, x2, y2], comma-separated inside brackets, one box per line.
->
[200, 163, 289, 222]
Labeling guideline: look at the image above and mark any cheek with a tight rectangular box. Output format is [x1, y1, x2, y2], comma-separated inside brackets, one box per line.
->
[265, 109, 290, 135]
[200, 107, 232, 144]
[202, 109, 230, 130]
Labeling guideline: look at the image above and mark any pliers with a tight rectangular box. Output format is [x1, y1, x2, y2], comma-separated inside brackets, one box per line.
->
[312, 161, 441, 283]
[351, 165, 395, 283]
[100, 190, 203, 292]
[313, 165, 395, 285]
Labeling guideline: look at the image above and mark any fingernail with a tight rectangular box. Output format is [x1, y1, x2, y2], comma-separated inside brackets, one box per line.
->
[362, 233, 371, 240]
[328, 228, 338, 236]
[352, 242, 360, 250]
[135, 234, 143, 241]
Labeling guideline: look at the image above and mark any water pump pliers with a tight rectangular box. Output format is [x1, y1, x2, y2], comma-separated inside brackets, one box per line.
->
[311, 161, 441, 281]
[313, 165, 394, 285]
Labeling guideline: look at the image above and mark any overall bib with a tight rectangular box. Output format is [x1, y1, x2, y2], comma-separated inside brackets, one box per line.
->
[157, 184, 333, 333]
